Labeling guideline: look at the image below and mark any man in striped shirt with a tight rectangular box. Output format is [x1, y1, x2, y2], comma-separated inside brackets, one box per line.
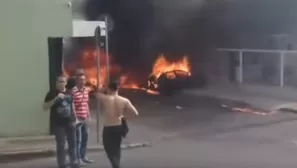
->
[72, 74, 94, 166]
[66, 69, 84, 90]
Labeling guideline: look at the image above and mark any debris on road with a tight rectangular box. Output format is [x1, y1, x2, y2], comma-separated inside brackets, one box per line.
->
[221, 104, 271, 116]
[176, 106, 183, 110]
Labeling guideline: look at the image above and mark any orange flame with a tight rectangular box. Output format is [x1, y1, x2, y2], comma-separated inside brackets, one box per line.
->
[63, 49, 122, 87]
[63, 50, 190, 95]
[119, 76, 160, 95]
[63, 48, 159, 95]
[80, 50, 121, 87]
[151, 54, 191, 79]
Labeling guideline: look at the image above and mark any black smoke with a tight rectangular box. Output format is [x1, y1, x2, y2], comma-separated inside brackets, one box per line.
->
[82, 0, 297, 77]
[83, 0, 230, 72]
[83, 0, 154, 73]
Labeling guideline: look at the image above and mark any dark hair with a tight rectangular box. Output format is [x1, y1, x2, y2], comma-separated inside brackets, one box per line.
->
[75, 68, 85, 76]
[76, 73, 86, 79]
[76, 72, 84, 76]
[108, 80, 120, 91]
[56, 74, 67, 81]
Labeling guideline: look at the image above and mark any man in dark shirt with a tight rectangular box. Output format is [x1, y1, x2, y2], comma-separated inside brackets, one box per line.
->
[43, 75, 78, 168]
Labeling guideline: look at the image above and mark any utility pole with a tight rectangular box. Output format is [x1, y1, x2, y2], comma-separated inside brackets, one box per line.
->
[94, 26, 101, 143]
[105, 16, 110, 83]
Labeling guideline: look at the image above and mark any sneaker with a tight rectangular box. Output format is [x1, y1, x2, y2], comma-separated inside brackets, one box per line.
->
[78, 160, 86, 166]
[82, 158, 94, 164]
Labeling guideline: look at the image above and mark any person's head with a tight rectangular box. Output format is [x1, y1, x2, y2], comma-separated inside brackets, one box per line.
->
[107, 80, 120, 93]
[76, 74, 87, 87]
[75, 68, 85, 76]
[56, 75, 67, 91]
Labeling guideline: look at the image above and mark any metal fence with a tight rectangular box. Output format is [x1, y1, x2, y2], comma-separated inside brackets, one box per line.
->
[216, 48, 297, 87]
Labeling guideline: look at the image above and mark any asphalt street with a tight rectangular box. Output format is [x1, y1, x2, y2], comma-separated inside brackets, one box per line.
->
[3, 90, 297, 168]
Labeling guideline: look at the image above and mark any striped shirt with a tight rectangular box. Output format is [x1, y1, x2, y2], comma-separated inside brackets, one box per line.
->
[72, 86, 90, 119]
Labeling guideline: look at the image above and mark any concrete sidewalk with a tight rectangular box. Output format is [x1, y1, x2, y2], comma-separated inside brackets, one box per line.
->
[0, 97, 166, 163]
[0, 118, 150, 163]
[184, 83, 297, 113]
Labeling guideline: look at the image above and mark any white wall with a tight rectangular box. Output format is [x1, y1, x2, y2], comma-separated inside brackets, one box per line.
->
[0, 0, 72, 137]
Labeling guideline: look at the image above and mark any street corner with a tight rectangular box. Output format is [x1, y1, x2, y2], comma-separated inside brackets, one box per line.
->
[0, 136, 56, 163]
[0, 141, 151, 163]
[0, 148, 55, 163]
[0, 136, 54, 146]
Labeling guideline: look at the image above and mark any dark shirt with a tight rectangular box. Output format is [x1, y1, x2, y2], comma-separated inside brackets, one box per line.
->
[66, 77, 76, 90]
[44, 90, 75, 126]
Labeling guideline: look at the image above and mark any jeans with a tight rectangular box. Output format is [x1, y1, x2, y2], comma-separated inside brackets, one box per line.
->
[76, 120, 89, 160]
[103, 125, 123, 168]
[54, 124, 77, 168]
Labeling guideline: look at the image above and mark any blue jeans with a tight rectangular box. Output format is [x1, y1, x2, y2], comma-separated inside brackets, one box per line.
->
[76, 121, 89, 160]
[54, 124, 77, 168]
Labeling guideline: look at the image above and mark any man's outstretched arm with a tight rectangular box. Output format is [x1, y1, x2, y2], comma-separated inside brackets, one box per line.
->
[124, 100, 139, 116]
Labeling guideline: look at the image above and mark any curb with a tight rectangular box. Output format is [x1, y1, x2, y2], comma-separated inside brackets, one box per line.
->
[0, 136, 54, 145]
[271, 103, 297, 114]
[278, 108, 297, 114]
[0, 142, 151, 163]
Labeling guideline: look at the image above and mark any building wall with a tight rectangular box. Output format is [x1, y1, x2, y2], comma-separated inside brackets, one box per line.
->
[0, 0, 72, 137]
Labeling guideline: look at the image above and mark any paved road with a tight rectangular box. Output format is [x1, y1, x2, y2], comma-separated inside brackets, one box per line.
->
[4, 120, 297, 168]
[3, 90, 297, 168]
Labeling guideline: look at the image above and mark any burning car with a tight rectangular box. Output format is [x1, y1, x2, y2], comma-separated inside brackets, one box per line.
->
[147, 55, 192, 95]
[148, 69, 191, 95]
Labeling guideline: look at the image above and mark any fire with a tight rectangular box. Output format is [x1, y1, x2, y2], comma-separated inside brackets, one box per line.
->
[120, 76, 159, 95]
[147, 54, 192, 92]
[80, 50, 121, 87]
[232, 107, 269, 116]
[63, 48, 190, 95]
[151, 54, 191, 79]
[63, 48, 159, 95]
[221, 104, 270, 116]
[63, 48, 121, 87]
[119, 75, 138, 89]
